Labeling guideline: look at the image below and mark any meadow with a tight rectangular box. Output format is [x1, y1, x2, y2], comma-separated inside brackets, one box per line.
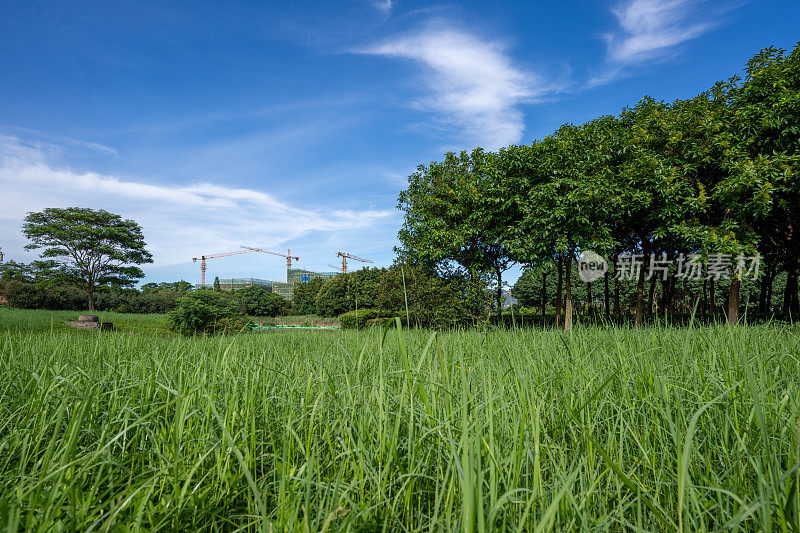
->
[1, 308, 799, 531]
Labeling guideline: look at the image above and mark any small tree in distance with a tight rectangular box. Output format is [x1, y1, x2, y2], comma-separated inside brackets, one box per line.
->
[22, 207, 153, 311]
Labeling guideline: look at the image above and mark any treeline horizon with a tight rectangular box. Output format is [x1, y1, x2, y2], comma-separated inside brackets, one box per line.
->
[2, 43, 798, 330]
[0, 259, 487, 327]
[397, 42, 800, 328]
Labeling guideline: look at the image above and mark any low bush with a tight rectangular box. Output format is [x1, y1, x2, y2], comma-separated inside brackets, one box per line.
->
[339, 308, 380, 329]
[168, 289, 247, 335]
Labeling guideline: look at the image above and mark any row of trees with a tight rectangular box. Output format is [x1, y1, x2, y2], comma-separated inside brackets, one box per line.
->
[0, 259, 298, 318]
[2, 207, 484, 327]
[0, 258, 194, 313]
[291, 264, 486, 327]
[398, 44, 800, 328]
[511, 259, 784, 323]
[0, 254, 486, 327]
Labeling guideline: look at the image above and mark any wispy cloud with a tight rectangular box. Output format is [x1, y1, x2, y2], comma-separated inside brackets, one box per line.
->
[591, 0, 723, 86]
[0, 126, 118, 156]
[0, 136, 394, 274]
[356, 24, 556, 149]
[372, 0, 393, 14]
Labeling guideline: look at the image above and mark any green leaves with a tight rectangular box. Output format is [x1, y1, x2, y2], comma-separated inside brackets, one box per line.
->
[235, 286, 290, 317]
[22, 207, 153, 310]
[395, 42, 800, 320]
[167, 288, 245, 335]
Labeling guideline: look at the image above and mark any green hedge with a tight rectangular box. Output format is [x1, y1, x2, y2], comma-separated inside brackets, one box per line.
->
[339, 308, 380, 329]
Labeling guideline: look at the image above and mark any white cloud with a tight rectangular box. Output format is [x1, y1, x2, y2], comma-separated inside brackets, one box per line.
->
[0, 136, 394, 275]
[357, 25, 552, 149]
[0, 126, 119, 156]
[373, 0, 393, 14]
[592, 0, 720, 86]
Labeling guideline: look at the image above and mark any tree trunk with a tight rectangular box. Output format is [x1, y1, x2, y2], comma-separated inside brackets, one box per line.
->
[613, 277, 621, 318]
[727, 276, 741, 325]
[586, 281, 592, 316]
[495, 266, 503, 314]
[710, 278, 716, 318]
[647, 274, 657, 315]
[87, 283, 94, 312]
[758, 271, 768, 314]
[784, 267, 799, 317]
[766, 271, 774, 314]
[604, 271, 610, 319]
[635, 262, 645, 327]
[702, 278, 708, 317]
[668, 275, 677, 316]
[565, 254, 573, 330]
[556, 256, 563, 328]
[541, 273, 547, 323]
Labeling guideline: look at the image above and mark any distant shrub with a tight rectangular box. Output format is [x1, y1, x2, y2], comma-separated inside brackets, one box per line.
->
[0, 280, 86, 310]
[0, 280, 46, 309]
[291, 278, 325, 315]
[235, 286, 290, 317]
[214, 316, 253, 334]
[339, 308, 380, 329]
[168, 289, 246, 335]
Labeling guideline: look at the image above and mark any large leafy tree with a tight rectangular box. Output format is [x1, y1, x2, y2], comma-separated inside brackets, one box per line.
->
[663, 85, 759, 324]
[497, 119, 622, 329]
[727, 44, 800, 316]
[397, 149, 512, 312]
[22, 207, 153, 311]
[315, 274, 351, 317]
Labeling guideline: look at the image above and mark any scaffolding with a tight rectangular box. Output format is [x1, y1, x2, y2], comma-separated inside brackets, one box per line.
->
[270, 281, 294, 299]
[218, 269, 338, 300]
[287, 268, 339, 285]
[218, 278, 292, 299]
[219, 278, 272, 291]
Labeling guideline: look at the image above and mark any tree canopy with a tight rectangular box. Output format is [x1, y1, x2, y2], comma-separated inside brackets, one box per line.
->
[22, 207, 153, 311]
[397, 42, 800, 328]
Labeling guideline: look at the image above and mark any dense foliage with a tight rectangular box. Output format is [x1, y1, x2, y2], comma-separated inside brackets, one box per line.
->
[398, 43, 800, 328]
[0, 261, 195, 314]
[167, 288, 249, 335]
[291, 277, 325, 315]
[21, 207, 153, 311]
[288, 264, 486, 327]
[338, 308, 381, 329]
[235, 286, 291, 317]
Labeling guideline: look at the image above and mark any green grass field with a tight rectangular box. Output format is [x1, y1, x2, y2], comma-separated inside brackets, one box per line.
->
[1, 308, 799, 530]
[0, 308, 171, 335]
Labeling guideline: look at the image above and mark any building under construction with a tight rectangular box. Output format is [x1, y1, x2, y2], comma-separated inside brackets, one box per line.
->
[220, 268, 339, 299]
[196, 246, 370, 300]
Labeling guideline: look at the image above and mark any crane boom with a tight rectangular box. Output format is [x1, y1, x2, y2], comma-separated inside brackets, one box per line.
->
[192, 249, 253, 286]
[336, 251, 374, 274]
[240, 246, 300, 270]
[192, 246, 301, 287]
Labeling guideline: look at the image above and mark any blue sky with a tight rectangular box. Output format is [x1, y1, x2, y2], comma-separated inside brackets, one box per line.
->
[1, 0, 797, 286]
